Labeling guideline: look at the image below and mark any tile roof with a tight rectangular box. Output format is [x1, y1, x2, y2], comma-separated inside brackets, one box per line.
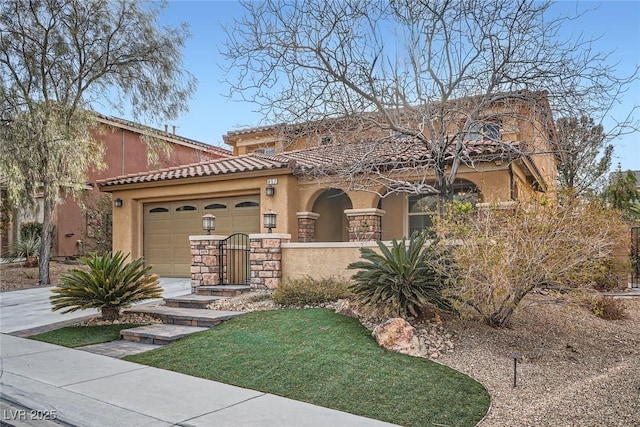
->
[269, 135, 522, 174]
[97, 155, 291, 187]
[98, 135, 522, 188]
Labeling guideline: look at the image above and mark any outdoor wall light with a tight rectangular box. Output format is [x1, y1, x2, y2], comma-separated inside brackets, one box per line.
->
[114, 198, 123, 208]
[263, 209, 277, 233]
[202, 214, 216, 235]
[265, 184, 275, 197]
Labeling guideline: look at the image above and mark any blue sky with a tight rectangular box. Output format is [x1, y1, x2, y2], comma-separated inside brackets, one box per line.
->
[123, 1, 639, 171]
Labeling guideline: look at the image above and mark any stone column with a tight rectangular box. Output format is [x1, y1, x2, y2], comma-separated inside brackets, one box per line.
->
[249, 233, 291, 289]
[296, 211, 320, 242]
[189, 235, 226, 291]
[344, 208, 385, 242]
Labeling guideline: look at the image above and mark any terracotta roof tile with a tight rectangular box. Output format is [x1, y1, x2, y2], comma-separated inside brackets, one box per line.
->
[98, 135, 522, 188]
[97, 154, 289, 187]
[269, 135, 522, 174]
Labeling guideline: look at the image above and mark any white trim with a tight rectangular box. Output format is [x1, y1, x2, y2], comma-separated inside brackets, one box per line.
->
[282, 241, 390, 249]
[343, 208, 386, 217]
[189, 234, 228, 241]
[249, 233, 292, 239]
[296, 211, 320, 220]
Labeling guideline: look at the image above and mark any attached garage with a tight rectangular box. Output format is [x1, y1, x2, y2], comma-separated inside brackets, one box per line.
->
[144, 195, 260, 277]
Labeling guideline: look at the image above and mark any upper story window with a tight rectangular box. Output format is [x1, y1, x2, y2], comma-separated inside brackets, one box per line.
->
[465, 120, 501, 141]
[320, 135, 333, 146]
[254, 147, 276, 155]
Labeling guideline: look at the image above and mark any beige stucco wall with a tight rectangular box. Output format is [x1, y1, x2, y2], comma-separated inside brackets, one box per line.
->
[108, 170, 296, 259]
[281, 242, 384, 282]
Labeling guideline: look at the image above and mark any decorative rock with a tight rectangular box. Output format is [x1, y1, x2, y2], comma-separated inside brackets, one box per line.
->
[335, 299, 359, 319]
[372, 318, 427, 358]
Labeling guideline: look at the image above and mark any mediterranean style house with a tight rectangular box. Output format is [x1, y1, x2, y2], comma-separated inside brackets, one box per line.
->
[0, 114, 231, 258]
[98, 91, 559, 278]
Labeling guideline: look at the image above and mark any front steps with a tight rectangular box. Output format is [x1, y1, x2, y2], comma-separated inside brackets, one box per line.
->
[108, 286, 253, 355]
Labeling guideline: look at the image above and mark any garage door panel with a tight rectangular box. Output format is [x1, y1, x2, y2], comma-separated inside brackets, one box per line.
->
[144, 195, 259, 277]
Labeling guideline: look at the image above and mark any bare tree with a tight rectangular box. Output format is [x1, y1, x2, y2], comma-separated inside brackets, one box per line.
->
[0, 0, 195, 284]
[556, 116, 612, 194]
[223, 0, 638, 204]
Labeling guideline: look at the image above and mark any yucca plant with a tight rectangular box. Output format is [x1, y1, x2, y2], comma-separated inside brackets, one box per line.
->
[347, 232, 452, 318]
[6, 232, 41, 267]
[50, 251, 163, 321]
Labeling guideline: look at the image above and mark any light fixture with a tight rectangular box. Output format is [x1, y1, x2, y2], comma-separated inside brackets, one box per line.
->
[114, 198, 123, 208]
[265, 184, 275, 197]
[263, 209, 277, 233]
[202, 214, 216, 235]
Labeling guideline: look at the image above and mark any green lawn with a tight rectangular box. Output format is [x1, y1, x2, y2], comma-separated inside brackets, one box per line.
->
[30, 324, 140, 348]
[126, 309, 489, 426]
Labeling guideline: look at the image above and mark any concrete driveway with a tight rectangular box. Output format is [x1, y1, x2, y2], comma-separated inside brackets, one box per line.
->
[0, 278, 191, 334]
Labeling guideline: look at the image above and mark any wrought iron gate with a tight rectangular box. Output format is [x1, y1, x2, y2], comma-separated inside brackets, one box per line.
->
[632, 227, 640, 288]
[218, 233, 250, 285]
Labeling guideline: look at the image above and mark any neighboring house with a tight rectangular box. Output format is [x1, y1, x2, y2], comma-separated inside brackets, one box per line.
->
[0, 114, 231, 258]
[98, 91, 559, 277]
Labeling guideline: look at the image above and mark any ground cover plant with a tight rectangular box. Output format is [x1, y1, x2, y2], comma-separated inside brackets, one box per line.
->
[30, 324, 139, 348]
[273, 276, 352, 305]
[126, 309, 489, 426]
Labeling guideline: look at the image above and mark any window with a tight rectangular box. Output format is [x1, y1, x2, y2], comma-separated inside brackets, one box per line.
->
[408, 193, 438, 235]
[235, 201, 259, 208]
[176, 205, 197, 212]
[204, 203, 227, 210]
[466, 120, 500, 141]
[149, 207, 169, 213]
[407, 182, 480, 234]
[254, 148, 276, 155]
[320, 135, 333, 145]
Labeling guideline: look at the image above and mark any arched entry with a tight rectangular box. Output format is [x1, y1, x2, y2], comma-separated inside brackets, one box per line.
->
[312, 188, 353, 242]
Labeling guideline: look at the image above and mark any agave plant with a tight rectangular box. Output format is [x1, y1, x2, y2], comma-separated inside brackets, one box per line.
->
[347, 232, 452, 318]
[6, 232, 41, 267]
[51, 251, 163, 321]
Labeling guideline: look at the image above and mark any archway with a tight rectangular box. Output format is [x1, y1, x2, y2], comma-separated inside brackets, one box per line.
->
[312, 188, 353, 242]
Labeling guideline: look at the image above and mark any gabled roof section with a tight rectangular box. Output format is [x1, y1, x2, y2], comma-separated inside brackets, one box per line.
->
[97, 154, 291, 188]
[98, 135, 524, 188]
[268, 135, 523, 175]
[95, 113, 232, 158]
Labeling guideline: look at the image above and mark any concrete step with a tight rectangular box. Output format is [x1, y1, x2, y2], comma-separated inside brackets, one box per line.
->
[164, 294, 227, 309]
[196, 285, 252, 297]
[120, 324, 208, 345]
[125, 305, 243, 327]
[77, 340, 162, 359]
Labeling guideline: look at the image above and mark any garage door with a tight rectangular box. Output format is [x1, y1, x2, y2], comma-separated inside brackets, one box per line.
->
[144, 196, 260, 277]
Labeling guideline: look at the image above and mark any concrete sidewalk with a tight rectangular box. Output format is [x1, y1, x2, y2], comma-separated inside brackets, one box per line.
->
[0, 278, 191, 334]
[0, 334, 397, 426]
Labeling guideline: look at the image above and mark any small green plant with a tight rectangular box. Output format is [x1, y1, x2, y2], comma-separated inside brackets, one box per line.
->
[274, 276, 352, 306]
[50, 251, 163, 321]
[6, 232, 41, 266]
[347, 232, 452, 318]
[588, 295, 626, 320]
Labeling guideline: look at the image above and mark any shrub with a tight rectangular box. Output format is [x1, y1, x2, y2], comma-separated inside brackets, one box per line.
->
[347, 232, 452, 318]
[273, 276, 352, 306]
[50, 251, 163, 321]
[435, 197, 628, 327]
[6, 232, 41, 266]
[588, 295, 626, 320]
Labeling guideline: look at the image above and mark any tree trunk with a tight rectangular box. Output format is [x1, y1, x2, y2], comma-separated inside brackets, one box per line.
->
[38, 189, 54, 285]
[101, 306, 121, 321]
